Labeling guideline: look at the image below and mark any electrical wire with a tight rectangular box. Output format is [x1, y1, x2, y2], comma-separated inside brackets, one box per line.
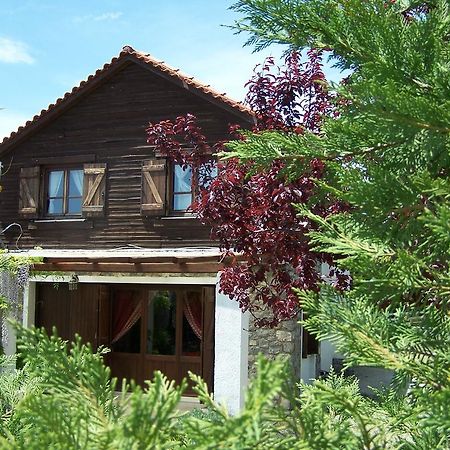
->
[0, 223, 23, 249]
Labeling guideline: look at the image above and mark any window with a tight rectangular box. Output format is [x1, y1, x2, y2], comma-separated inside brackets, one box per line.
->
[46, 168, 84, 216]
[172, 165, 193, 212]
[110, 288, 203, 357]
[171, 162, 218, 213]
[141, 159, 217, 217]
[19, 163, 106, 219]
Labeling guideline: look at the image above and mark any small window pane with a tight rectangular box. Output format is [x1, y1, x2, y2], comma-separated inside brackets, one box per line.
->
[48, 171, 64, 197]
[173, 193, 192, 211]
[68, 198, 82, 214]
[147, 291, 176, 355]
[48, 198, 63, 215]
[112, 290, 142, 354]
[198, 162, 218, 189]
[174, 165, 192, 193]
[69, 170, 84, 197]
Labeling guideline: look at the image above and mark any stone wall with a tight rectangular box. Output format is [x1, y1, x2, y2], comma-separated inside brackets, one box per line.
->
[248, 315, 302, 379]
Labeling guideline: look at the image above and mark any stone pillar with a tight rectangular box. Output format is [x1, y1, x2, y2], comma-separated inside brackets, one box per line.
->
[248, 315, 301, 379]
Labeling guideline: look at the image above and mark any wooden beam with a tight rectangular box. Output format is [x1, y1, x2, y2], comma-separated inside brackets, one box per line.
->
[42, 255, 221, 264]
[33, 261, 222, 273]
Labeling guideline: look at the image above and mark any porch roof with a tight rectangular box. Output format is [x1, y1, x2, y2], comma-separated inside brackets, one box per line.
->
[13, 247, 227, 274]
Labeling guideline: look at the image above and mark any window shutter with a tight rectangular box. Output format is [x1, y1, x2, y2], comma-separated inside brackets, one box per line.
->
[19, 166, 40, 218]
[82, 163, 107, 217]
[141, 159, 166, 216]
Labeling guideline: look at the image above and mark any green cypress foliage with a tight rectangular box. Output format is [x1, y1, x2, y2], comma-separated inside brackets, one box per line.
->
[227, 0, 450, 447]
[1, 327, 423, 449]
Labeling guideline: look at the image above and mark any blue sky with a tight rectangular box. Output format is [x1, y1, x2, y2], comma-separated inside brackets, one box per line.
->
[0, 1, 342, 139]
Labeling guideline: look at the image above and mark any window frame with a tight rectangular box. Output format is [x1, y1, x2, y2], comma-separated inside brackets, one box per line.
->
[43, 166, 84, 218]
[168, 160, 217, 216]
[170, 163, 194, 215]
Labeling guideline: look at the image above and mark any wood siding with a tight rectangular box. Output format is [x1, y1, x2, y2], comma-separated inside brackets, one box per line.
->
[0, 62, 251, 249]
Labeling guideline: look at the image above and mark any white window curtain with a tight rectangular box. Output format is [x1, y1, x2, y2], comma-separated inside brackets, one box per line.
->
[48, 171, 64, 197]
[174, 165, 192, 192]
[70, 170, 84, 196]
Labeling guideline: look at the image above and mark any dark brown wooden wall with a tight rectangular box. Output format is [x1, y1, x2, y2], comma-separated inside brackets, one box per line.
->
[0, 62, 250, 249]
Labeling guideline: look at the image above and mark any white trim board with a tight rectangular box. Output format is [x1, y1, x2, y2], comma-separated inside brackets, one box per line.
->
[31, 274, 218, 285]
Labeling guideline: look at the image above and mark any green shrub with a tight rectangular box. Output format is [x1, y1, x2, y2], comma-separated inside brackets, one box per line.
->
[0, 326, 446, 449]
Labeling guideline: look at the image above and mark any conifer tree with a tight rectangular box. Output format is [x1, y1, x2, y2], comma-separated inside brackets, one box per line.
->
[227, 0, 450, 445]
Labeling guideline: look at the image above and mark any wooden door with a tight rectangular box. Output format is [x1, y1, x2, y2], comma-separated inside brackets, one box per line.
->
[107, 286, 144, 385]
[35, 282, 100, 347]
[36, 282, 216, 395]
[108, 285, 215, 395]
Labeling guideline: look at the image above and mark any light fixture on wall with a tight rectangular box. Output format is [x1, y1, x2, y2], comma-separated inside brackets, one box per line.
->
[68, 274, 79, 291]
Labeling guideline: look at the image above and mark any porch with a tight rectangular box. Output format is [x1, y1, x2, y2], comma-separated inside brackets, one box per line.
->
[6, 248, 250, 414]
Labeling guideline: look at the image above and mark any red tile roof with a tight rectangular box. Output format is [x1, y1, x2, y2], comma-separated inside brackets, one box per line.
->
[0, 45, 254, 152]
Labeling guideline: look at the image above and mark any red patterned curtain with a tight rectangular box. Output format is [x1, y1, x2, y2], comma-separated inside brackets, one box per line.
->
[112, 290, 142, 344]
[183, 292, 203, 340]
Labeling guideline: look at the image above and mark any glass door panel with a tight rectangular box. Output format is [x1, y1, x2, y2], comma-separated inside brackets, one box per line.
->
[182, 291, 203, 356]
[111, 289, 142, 353]
[107, 285, 212, 393]
[147, 290, 177, 355]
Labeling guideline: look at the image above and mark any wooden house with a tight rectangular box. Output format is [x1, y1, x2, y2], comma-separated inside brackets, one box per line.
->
[0, 46, 334, 412]
[0, 45, 257, 411]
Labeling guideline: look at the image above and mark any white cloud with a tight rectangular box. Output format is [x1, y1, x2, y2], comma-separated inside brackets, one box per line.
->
[0, 110, 30, 139]
[0, 38, 34, 64]
[74, 12, 122, 23]
[94, 12, 122, 21]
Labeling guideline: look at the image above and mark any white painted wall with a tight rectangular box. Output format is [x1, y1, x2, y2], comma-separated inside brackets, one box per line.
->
[3, 321, 16, 356]
[213, 287, 249, 415]
[320, 340, 342, 372]
[300, 354, 317, 384]
[22, 282, 36, 328]
[27, 273, 249, 413]
[31, 273, 219, 286]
